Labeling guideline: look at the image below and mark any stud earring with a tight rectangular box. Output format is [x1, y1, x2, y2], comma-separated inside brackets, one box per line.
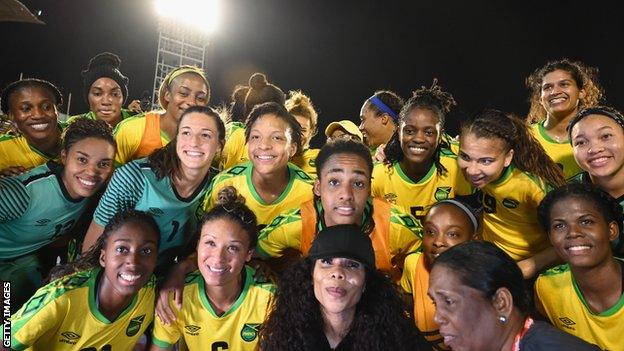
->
[498, 315, 507, 324]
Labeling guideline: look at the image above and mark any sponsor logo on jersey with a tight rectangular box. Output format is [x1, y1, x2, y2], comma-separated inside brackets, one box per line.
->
[434, 187, 452, 201]
[383, 193, 397, 204]
[502, 198, 519, 209]
[126, 314, 145, 337]
[35, 218, 50, 226]
[185, 325, 201, 335]
[558, 316, 576, 330]
[240, 323, 261, 342]
[59, 331, 80, 345]
[149, 207, 164, 216]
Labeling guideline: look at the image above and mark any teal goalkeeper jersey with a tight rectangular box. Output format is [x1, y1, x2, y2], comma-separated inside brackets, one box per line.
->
[93, 158, 216, 268]
[0, 162, 88, 259]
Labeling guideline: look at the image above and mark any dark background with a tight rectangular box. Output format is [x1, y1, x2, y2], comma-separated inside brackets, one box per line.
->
[2, 0, 623, 147]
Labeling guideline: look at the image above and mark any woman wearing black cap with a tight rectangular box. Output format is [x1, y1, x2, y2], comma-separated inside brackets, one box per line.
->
[260, 224, 424, 350]
[68, 52, 135, 128]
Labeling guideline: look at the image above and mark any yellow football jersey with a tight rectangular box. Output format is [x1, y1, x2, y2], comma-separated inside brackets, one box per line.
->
[257, 197, 422, 280]
[113, 111, 171, 166]
[10, 268, 155, 351]
[531, 122, 582, 180]
[0, 129, 63, 171]
[371, 151, 472, 221]
[535, 263, 624, 351]
[202, 161, 314, 226]
[481, 165, 552, 261]
[220, 125, 248, 170]
[152, 266, 274, 351]
[291, 148, 319, 178]
[400, 252, 448, 350]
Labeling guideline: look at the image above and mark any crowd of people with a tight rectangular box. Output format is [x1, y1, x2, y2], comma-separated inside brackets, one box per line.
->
[1, 53, 623, 350]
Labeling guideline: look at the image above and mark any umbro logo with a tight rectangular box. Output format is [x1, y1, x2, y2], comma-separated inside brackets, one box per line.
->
[35, 218, 51, 226]
[59, 331, 80, 345]
[558, 316, 576, 330]
[185, 325, 201, 335]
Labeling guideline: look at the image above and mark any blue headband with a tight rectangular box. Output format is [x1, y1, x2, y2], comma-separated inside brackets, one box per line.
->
[369, 95, 398, 122]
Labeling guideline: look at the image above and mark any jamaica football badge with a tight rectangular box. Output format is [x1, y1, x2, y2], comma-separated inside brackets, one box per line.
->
[434, 187, 451, 201]
[240, 323, 261, 342]
[126, 314, 145, 336]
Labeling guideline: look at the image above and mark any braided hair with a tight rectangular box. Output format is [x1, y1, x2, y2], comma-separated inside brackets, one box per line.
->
[385, 79, 457, 176]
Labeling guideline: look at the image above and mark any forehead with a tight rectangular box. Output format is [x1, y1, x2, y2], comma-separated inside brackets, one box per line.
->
[404, 107, 440, 126]
[460, 133, 507, 156]
[574, 114, 623, 133]
[107, 221, 159, 243]
[91, 77, 121, 89]
[542, 69, 576, 84]
[180, 112, 217, 128]
[171, 73, 207, 89]
[320, 153, 370, 176]
[293, 114, 311, 126]
[10, 85, 56, 102]
[425, 203, 469, 224]
[252, 113, 289, 131]
[200, 217, 248, 240]
[550, 195, 601, 217]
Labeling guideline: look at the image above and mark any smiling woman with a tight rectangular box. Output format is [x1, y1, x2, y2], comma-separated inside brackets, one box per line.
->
[0, 78, 65, 176]
[10, 210, 160, 351]
[0, 118, 116, 312]
[83, 105, 224, 275]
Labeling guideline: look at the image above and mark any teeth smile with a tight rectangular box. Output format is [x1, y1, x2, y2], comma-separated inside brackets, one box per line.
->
[119, 273, 141, 282]
[30, 123, 49, 131]
[78, 178, 96, 187]
[550, 98, 566, 104]
[209, 266, 227, 273]
[409, 146, 427, 152]
[568, 245, 591, 251]
[256, 155, 275, 160]
[185, 151, 204, 157]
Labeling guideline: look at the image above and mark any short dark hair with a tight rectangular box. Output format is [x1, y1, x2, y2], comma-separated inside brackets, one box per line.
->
[1, 78, 63, 114]
[63, 118, 115, 152]
[244, 101, 303, 157]
[537, 182, 624, 235]
[315, 139, 373, 178]
[432, 241, 531, 315]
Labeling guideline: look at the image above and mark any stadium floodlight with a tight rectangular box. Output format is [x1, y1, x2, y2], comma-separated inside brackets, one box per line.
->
[154, 0, 220, 35]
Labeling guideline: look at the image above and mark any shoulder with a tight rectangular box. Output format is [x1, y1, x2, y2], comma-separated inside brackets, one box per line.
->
[113, 113, 148, 134]
[521, 320, 600, 351]
[288, 163, 314, 184]
[536, 264, 571, 291]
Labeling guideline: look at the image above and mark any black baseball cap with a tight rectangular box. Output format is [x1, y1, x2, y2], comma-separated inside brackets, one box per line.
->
[307, 224, 375, 268]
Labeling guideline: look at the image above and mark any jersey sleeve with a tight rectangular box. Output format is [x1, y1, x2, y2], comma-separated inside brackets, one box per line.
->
[113, 120, 140, 166]
[151, 293, 183, 348]
[220, 127, 247, 169]
[256, 209, 303, 258]
[370, 163, 387, 199]
[399, 253, 418, 294]
[93, 161, 145, 227]
[388, 206, 423, 267]
[11, 288, 63, 350]
[533, 276, 549, 319]
[0, 177, 30, 222]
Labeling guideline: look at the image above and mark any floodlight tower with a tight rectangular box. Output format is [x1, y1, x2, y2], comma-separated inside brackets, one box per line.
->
[152, 0, 220, 109]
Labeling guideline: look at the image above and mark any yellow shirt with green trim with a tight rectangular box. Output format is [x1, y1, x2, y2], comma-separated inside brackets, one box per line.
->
[258, 197, 421, 256]
[202, 161, 314, 227]
[481, 164, 552, 261]
[152, 266, 274, 351]
[10, 268, 155, 351]
[113, 111, 171, 166]
[0, 126, 65, 171]
[400, 252, 448, 350]
[535, 263, 624, 351]
[531, 122, 582, 180]
[220, 124, 248, 169]
[291, 148, 319, 178]
[371, 151, 472, 221]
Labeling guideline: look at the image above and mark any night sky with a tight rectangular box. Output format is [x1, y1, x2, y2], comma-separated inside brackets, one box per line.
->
[2, 0, 623, 147]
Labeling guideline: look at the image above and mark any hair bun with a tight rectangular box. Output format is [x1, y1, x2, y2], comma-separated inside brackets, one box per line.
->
[249, 73, 268, 90]
[216, 186, 246, 207]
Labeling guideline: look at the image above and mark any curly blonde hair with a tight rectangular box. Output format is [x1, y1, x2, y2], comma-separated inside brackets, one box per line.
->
[285, 90, 318, 146]
[526, 58, 603, 123]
